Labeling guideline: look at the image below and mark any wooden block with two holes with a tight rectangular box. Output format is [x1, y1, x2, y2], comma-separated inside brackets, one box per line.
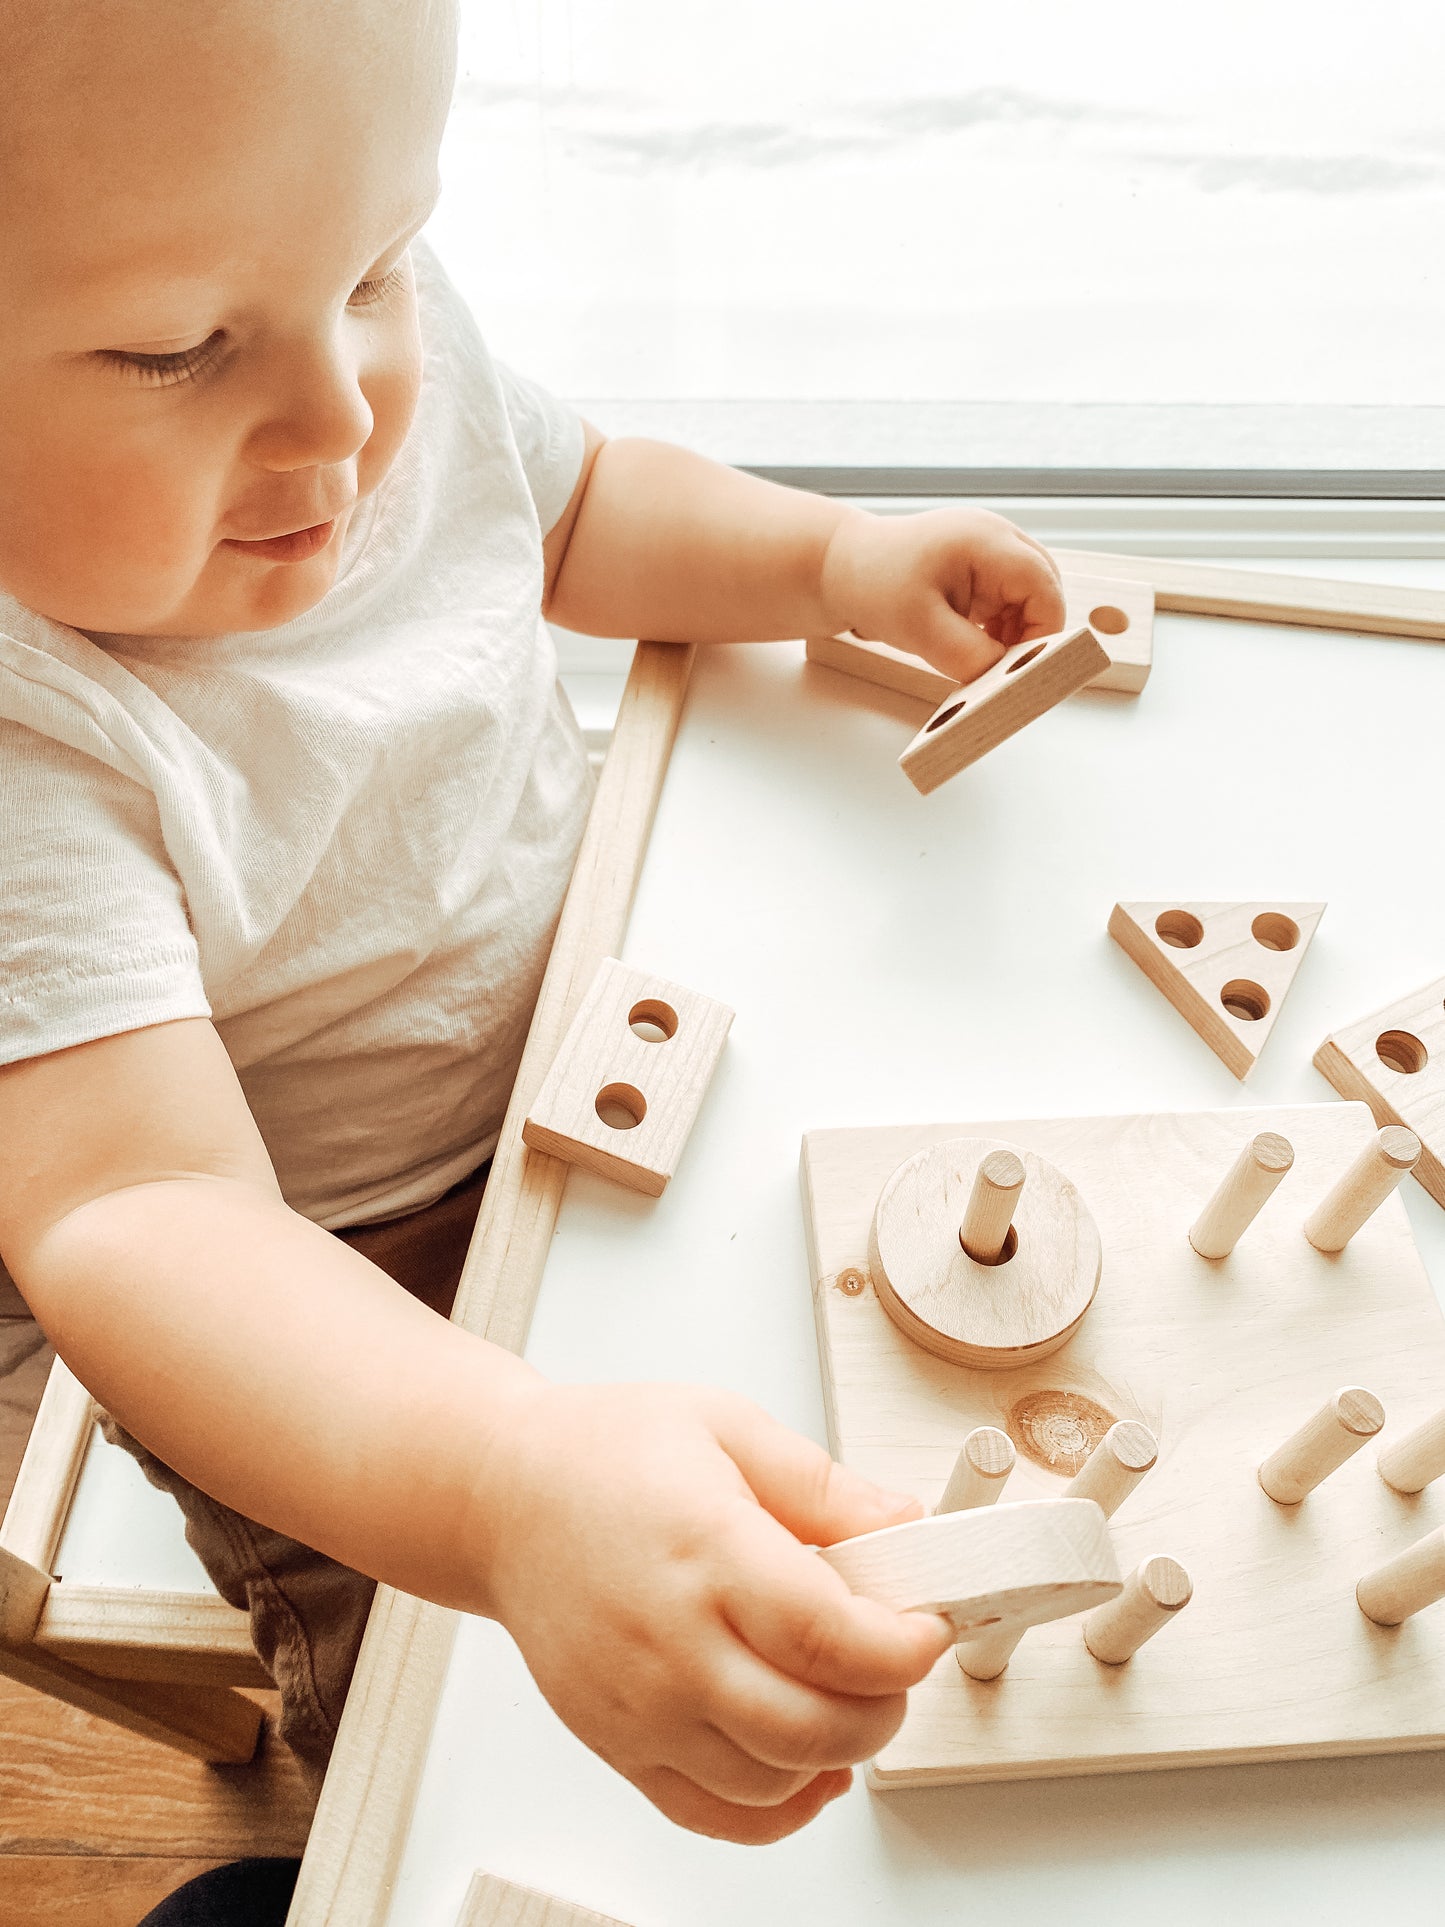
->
[458, 1870, 633, 1926]
[897, 626, 1110, 796]
[1315, 974, 1445, 1208]
[1109, 900, 1325, 1078]
[521, 959, 732, 1196]
[808, 568, 1155, 702]
[800, 1101, 1445, 1786]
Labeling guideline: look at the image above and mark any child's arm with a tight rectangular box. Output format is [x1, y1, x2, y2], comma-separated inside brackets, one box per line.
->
[0, 1018, 951, 1843]
[544, 429, 1066, 682]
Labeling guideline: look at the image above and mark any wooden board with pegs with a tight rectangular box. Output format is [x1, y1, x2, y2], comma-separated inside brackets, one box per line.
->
[800, 1101, 1445, 1787]
[1315, 974, 1445, 1209]
[807, 567, 1154, 701]
[1109, 900, 1325, 1079]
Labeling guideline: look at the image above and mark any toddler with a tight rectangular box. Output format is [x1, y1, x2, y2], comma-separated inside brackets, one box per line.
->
[0, 0, 1064, 1840]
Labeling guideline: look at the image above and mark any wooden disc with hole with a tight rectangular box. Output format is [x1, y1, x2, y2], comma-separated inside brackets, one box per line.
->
[868, 1137, 1101, 1369]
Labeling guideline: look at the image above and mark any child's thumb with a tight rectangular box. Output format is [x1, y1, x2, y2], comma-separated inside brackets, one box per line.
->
[715, 1399, 923, 1546]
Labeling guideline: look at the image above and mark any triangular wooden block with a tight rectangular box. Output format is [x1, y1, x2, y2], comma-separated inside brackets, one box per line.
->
[1109, 900, 1326, 1079]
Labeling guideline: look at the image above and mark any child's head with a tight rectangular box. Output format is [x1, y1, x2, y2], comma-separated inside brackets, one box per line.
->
[0, 0, 456, 638]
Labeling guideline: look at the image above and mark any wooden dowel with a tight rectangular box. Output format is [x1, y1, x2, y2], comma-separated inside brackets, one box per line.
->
[1189, 1132, 1294, 1259]
[1083, 1555, 1192, 1664]
[1303, 1126, 1420, 1253]
[1378, 1406, 1445, 1495]
[1066, 1420, 1159, 1519]
[957, 1619, 1025, 1681]
[959, 1149, 1025, 1264]
[1357, 1528, 1445, 1626]
[1258, 1386, 1385, 1504]
[937, 1427, 1015, 1513]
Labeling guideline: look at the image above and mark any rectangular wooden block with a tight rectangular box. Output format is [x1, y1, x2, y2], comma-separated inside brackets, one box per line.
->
[807, 569, 1154, 702]
[801, 1102, 1445, 1786]
[459, 1870, 633, 1926]
[898, 626, 1111, 796]
[1315, 976, 1445, 1207]
[522, 959, 733, 1196]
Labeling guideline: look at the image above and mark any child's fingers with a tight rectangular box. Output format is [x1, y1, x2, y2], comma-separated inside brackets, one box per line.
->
[717, 1504, 953, 1697]
[700, 1641, 912, 1771]
[631, 1762, 852, 1845]
[710, 1395, 921, 1544]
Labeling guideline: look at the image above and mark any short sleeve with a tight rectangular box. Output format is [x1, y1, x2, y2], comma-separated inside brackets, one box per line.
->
[0, 721, 210, 1066]
[495, 361, 587, 537]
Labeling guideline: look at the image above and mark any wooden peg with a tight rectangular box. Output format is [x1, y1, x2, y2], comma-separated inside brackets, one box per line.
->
[1357, 1528, 1445, 1626]
[1258, 1386, 1385, 1504]
[1188, 1132, 1294, 1258]
[937, 1427, 1016, 1513]
[1083, 1554, 1193, 1664]
[1303, 1126, 1420, 1253]
[958, 1425, 1156, 1680]
[959, 1150, 1026, 1264]
[823, 1498, 1119, 1641]
[1067, 1420, 1159, 1520]
[1378, 1406, 1445, 1495]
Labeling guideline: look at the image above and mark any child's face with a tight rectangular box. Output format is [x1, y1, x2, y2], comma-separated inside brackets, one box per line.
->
[0, 0, 455, 638]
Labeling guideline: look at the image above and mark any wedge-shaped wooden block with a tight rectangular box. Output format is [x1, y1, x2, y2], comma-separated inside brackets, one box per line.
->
[808, 569, 1154, 702]
[1110, 899, 1325, 1079]
[1315, 975, 1445, 1208]
[898, 626, 1110, 796]
[458, 1870, 633, 1926]
[522, 959, 733, 1196]
[819, 1498, 1120, 1641]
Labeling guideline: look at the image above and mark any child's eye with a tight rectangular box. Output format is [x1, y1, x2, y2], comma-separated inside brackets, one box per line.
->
[348, 262, 408, 309]
[100, 333, 226, 388]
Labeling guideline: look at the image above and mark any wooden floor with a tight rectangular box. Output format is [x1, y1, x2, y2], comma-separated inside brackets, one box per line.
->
[0, 1311, 316, 1926]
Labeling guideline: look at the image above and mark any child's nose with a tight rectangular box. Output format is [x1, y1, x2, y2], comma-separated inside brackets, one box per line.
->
[247, 338, 375, 473]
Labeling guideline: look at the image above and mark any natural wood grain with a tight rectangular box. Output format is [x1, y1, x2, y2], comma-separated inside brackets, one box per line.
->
[458, 1869, 634, 1926]
[1357, 1528, 1445, 1626]
[1109, 900, 1326, 1080]
[1083, 1555, 1193, 1665]
[1188, 1131, 1295, 1259]
[820, 1499, 1118, 1640]
[1303, 1126, 1420, 1253]
[955, 1420, 1156, 1681]
[1, 1358, 94, 1573]
[801, 1101, 1445, 1784]
[1378, 1405, 1445, 1495]
[869, 1137, 1100, 1370]
[287, 642, 695, 1927]
[0, 1674, 313, 1857]
[0, 1856, 228, 1927]
[959, 1149, 1025, 1265]
[522, 958, 733, 1196]
[1052, 549, 1445, 640]
[806, 567, 1155, 701]
[1258, 1388, 1386, 1504]
[34, 1584, 266, 1688]
[936, 1427, 1015, 1513]
[899, 626, 1109, 796]
[1315, 975, 1445, 1208]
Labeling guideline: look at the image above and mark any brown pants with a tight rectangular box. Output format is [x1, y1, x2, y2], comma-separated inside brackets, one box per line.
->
[102, 1163, 488, 1775]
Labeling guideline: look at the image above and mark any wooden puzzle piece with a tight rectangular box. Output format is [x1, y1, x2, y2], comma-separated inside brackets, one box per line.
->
[1083, 1555, 1193, 1665]
[897, 626, 1110, 796]
[522, 959, 732, 1196]
[936, 1426, 1015, 1513]
[818, 1498, 1120, 1641]
[868, 1137, 1101, 1370]
[800, 1103, 1445, 1785]
[1109, 899, 1326, 1079]
[807, 567, 1154, 701]
[458, 1871, 633, 1926]
[1315, 974, 1445, 1208]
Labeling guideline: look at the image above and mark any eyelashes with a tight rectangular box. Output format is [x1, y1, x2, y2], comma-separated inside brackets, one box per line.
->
[99, 257, 411, 388]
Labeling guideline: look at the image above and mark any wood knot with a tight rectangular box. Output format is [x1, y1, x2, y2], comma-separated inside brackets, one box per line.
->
[1008, 1390, 1118, 1476]
[835, 1268, 867, 1297]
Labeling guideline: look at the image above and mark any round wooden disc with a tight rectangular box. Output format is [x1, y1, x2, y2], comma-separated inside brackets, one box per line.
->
[868, 1137, 1101, 1369]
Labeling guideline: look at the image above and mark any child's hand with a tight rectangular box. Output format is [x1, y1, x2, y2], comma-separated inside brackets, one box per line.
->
[821, 506, 1066, 685]
[471, 1383, 952, 1845]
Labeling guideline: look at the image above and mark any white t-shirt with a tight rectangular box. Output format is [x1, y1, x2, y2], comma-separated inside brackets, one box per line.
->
[0, 242, 593, 1228]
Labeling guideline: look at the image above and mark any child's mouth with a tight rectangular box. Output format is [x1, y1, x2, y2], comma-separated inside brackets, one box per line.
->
[222, 517, 340, 563]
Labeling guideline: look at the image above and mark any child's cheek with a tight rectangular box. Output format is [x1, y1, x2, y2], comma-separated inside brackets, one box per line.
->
[357, 307, 424, 500]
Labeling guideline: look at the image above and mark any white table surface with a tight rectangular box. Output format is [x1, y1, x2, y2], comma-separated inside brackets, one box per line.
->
[358, 569, 1445, 1927]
